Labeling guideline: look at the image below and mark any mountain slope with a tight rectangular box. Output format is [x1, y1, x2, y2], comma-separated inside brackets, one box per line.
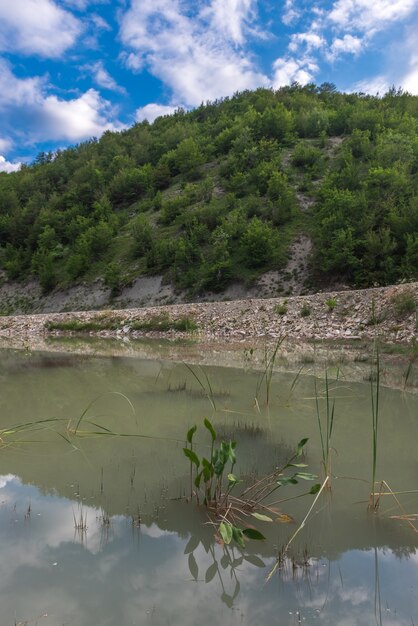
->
[1, 83, 418, 313]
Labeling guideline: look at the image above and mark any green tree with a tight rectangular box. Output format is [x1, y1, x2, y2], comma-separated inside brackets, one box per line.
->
[132, 214, 154, 257]
[241, 217, 275, 267]
[267, 171, 296, 224]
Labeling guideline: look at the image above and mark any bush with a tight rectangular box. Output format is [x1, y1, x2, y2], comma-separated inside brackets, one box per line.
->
[109, 165, 153, 206]
[274, 302, 288, 315]
[391, 291, 417, 317]
[325, 297, 337, 311]
[241, 217, 275, 268]
[291, 142, 322, 169]
[104, 262, 123, 297]
[301, 303, 311, 317]
[132, 214, 154, 257]
[130, 314, 198, 332]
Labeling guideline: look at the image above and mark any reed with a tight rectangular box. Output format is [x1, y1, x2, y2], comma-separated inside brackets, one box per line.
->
[255, 337, 285, 407]
[183, 363, 217, 411]
[369, 343, 380, 510]
[314, 368, 340, 482]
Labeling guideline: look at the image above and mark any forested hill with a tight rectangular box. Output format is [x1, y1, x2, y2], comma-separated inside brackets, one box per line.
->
[1, 83, 418, 304]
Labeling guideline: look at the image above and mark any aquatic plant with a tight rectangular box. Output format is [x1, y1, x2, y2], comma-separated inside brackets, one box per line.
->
[73, 506, 88, 531]
[314, 369, 340, 482]
[369, 343, 380, 510]
[255, 337, 285, 408]
[183, 419, 319, 548]
[183, 363, 217, 411]
[403, 338, 418, 389]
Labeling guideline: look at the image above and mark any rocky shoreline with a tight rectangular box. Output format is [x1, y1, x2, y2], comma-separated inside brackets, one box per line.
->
[0, 282, 417, 345]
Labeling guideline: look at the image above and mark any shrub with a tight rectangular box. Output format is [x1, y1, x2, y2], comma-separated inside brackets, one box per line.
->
[291, 142, 323, 168]
[325, 297, 337, 311]
[301, 303, 311, 317]
[132, 214, 154, 257]
[104, 262, 123, 298]
[274, 301, 288, 315]
[241, 217, 275, 268]
[391, 291, 417, 317]
[130, 315, 198, 332]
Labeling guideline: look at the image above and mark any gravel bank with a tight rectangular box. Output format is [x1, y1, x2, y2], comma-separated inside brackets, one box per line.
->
[0, 282, 417, 345]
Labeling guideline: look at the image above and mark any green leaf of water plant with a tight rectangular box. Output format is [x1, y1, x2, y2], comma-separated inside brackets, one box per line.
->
[194, 471, 202, 489]
[227, 473, 240, 486]
[213, 448, 229, 476]
[296, 438, 309, 456]
[309, 483, 321, 495]
[251, 512, 273, 522]
[219, 522, 233, 545]
[204, 418, 216, 442]
[183, 448, 200, 467]
[202, 457, 214, 481]
[295, 472, 317, 481]
[188, 553, 199, 581]
[228, 441, 237, 464]
[276, 476, 298, 486]
[288, 463, 308, 468]
[242, 528, 266, 541]
[231, 526, 246, 549]
[205, 562, 218, 583]
[186, 425, 197, 444]
[244, 554, 266, 568]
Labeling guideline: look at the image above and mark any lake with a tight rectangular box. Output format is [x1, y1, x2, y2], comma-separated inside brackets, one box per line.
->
[0, 344, 417, 625]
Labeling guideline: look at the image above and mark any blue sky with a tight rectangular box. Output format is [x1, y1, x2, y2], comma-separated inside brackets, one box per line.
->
[1, 0, 418, 171]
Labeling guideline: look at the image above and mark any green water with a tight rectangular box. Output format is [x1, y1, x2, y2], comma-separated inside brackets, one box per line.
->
[0, 347, 417, 625]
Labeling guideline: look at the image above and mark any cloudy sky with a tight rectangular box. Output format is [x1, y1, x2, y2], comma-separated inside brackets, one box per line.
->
[1, 0, 418, 171]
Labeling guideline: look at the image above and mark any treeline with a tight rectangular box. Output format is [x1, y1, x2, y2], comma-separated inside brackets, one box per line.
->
[1, 83, 418, 294]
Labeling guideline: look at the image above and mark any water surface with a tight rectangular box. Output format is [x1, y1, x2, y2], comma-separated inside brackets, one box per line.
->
[0, 348, 417, 625]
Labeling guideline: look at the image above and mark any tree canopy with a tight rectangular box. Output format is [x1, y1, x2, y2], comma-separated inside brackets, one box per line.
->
[1, 83, 418, 296]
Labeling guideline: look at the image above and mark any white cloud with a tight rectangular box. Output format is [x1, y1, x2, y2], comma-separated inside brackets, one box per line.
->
[90, 13, 112, 31]
[84, 61, 126, 94]
[0, 156, 21, 172]
[282, 0, 300, 25]
[329, 0, 418, 35]
[62, 0, 110, 8]
[272, 57, 318, 87]
[327, 34, 364, 61]
[0, 138, 12, 153]
[399, 51, 418, 94]
[0, 60, 44, 107]
[289, 32, 325, 52]
[119, 0, 268, 107]
[39, 89, 125, 141]
[0, 60, 124, 144]
[135, 103, 177, 123]
[201, 0, 258, 46]
[0, 0, 82, 58]
[352, 74, 390, 95]
[61, 0, 90, 8]
[390, 25, 418, 94]
[120, 51, 144, 73]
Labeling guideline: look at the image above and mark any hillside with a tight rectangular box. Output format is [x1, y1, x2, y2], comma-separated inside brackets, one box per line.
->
[1, 83, 418, 314]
